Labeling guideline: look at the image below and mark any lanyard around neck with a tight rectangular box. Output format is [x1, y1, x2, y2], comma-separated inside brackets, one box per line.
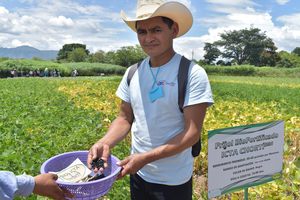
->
[149, 65, 160, 88]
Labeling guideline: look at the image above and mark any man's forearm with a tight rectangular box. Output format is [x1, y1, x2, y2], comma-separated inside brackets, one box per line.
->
[143, 129, 200, 163]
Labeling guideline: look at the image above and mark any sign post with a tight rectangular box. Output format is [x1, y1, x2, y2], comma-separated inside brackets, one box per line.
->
[208, 121, 284, 199]
[244, 188, 248, 200]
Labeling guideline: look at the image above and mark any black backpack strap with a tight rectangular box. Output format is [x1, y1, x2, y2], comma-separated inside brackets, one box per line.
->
[127, 62, 141, 86]
[177, 56, 191, 113]
[178, 56, 201, 157]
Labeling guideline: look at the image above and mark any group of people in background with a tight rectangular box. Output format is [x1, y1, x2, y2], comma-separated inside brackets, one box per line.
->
[10, 68, 61, 78]
[9, 68, 80, 78]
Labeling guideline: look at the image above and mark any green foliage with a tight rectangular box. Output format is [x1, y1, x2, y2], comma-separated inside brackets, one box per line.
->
[88, 45, 146, 67]
[202, 65, 300, 77]
[277, 51, 300, 68]
[0, 57, 9, 62]
[277, 58, 294, 68]
[64, 62, 126, 76]
[67, 48, 88, 62]
[214, 27, 279, 66]
[203, 65, 256, 76]
[255, 66, 300, 77]
[89, 50, 106, 63]
[292, 47, 300, 56]
[259, 43, 280, 67]
[114, 45, 146, 67]
[57, 43, 89, 61]
[0, 78, 103, 177]
[0, 59, 125, 77]
[203, 43, 221, 64]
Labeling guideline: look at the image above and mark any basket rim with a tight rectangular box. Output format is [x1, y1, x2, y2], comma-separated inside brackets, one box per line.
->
[40, 150, 121, 186]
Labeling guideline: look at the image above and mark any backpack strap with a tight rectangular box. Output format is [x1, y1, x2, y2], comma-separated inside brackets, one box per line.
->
[178, 56, 202, 157]
[127, 62, 141, 86]
[177, 56, 191, 113]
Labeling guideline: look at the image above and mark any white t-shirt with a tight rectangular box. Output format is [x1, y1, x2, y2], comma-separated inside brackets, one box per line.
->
[116, 53, 214, 185]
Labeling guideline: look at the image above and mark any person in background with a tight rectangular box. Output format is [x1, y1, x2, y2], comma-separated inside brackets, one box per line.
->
[44, 68, 49, 77]
[0, 171, 73, 200]
[88, 0, 214, 199]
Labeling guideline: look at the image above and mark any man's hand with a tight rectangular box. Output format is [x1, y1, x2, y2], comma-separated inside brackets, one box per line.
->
[33, 173, 73, 200]
[117, 153, 147, 179]
[88, 141, 110, 173]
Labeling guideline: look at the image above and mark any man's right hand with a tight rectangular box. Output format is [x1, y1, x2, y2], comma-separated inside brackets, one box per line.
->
[88, 141, 110, 173]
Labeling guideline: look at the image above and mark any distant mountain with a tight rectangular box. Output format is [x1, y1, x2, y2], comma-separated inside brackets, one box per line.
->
[0, 46, 58, 60]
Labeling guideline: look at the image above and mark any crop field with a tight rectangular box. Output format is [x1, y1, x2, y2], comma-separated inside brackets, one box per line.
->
[0, 75, 299, 200]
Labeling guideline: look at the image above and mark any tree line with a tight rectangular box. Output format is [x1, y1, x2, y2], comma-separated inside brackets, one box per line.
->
[57, 44, 146, 67]
[56, 27, 300, 68]
[202, 27, 300, 68]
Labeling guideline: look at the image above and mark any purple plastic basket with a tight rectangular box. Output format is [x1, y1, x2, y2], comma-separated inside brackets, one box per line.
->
[40, 151, 121, 200]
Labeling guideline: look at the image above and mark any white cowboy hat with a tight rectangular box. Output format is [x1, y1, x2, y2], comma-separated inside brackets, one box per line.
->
[120, 0, 193, 37]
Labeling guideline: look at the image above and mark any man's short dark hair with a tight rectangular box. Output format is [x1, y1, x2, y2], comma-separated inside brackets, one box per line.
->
[161, 17, 174, 29]
[135, 16, 174, 30]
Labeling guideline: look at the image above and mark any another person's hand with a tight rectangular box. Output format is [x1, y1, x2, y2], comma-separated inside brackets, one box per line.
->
[33, 173, 73, 200]
[88, 141, 110, 173]
[117, 153, 147, 179]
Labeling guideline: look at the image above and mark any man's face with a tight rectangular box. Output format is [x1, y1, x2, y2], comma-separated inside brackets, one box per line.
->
[136, 16, 178, 58]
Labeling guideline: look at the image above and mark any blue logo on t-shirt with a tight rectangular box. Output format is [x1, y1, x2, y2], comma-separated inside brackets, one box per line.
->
[157, 80, 175, 86]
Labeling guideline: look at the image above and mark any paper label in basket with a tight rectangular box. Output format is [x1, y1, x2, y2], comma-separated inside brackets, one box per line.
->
[53, 158, 92, 183]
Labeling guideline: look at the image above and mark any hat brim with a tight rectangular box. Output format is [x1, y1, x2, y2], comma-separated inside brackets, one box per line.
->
[121, 2, 193, 37]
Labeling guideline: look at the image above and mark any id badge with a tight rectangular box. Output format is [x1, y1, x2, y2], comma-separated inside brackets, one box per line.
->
[149, 86, 164, 102]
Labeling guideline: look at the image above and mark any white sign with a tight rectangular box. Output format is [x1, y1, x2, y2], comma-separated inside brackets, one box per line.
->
[208, 121, 284, 198]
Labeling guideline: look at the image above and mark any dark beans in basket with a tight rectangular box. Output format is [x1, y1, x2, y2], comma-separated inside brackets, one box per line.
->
[91, 158, 105, 170]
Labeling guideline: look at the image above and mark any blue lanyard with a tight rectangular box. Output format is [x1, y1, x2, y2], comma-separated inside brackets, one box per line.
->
[149, 66, 160, 88]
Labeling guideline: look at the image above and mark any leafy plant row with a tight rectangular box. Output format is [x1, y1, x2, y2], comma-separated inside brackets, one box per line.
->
[203, 65, 300, 78]
[1, 58, 300, 79]
[0, 59, 126, 78]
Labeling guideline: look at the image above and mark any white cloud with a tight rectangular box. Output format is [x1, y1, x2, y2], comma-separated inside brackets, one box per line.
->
[273, 13, 300, 51]
[205, 0, 255, 7]
[167, 0, 192, 8]
[0, 6, 9, 15]
[277, 13, 300, 28]
[11, 39, 31, 47]
[48, 16, 74, 27]
[174, 37, 205, 60]
[276, 0, 290, 5]
[0, 0, 125, 51]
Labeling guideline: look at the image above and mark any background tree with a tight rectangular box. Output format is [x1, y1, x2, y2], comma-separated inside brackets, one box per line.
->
[203, 43, 221, 64]
[57, 43, 89, 61]
[292, 47, 300, 56]
[103, 51, 117, 64]
[259, 39, 280, 66]
[89, 50, 106, 63]
[277, 51, 300, 68]
[215, 29, 247, 65]
[215, 27, 278, 66]
[114, 45, 146, 67]
[67, 48, 88, 62]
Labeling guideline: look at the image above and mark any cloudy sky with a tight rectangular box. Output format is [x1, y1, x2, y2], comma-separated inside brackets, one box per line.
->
[0, 0, 299, 60]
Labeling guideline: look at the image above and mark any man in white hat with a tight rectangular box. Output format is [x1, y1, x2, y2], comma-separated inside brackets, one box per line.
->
[88, 0, 214, 199]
